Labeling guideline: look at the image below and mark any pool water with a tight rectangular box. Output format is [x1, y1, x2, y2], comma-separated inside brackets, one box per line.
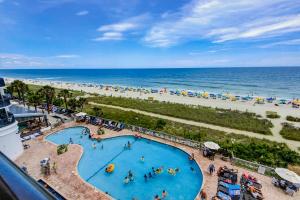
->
[46, 126, 203, 200]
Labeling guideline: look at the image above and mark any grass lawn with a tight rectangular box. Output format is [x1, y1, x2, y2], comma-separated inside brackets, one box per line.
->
[88, 96, 273, 135]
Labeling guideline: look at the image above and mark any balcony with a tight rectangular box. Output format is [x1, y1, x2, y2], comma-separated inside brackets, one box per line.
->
[0, 152, 58, 200]
[0, 78, 5, 87]
[0, 94, 11, 108]
[0, 111, 15, 128]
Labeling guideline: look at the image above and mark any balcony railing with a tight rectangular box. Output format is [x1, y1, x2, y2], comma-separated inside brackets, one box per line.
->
[0, 94, 11, 108]
[0, 112, 15, 128]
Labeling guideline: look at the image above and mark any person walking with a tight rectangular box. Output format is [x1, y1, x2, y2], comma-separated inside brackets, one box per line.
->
[208, 163, 215, 175]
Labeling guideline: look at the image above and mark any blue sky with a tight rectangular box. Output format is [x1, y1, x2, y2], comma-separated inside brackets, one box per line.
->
[0, 0, 300, 68]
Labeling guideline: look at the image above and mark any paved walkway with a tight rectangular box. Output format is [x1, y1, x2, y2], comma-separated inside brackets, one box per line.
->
[89, 102, 300, 152]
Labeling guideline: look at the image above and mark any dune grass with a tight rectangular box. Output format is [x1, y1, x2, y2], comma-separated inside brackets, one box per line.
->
[88, 96, 273, 135]
[84, 104, 300, 167]
[280, 123, 300, 141]
[286, 116, 300, 122]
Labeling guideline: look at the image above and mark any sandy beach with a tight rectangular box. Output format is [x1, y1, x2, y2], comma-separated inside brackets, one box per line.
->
[5, 77, 300, 119]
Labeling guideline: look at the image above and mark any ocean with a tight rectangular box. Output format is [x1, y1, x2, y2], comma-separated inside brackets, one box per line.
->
[0, 67, 299, 99]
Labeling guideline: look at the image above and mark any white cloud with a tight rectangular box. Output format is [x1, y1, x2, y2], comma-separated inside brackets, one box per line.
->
[93, 32, 123, 41]
[76, 10, 89, 16]
[55, 54, 80, 58]
[144, 0, 300, 47]
[98, 22, 137, 32]
[0, 53, 80, 67]
[260, 39, 300, 48]
[94, 14, 149, 41]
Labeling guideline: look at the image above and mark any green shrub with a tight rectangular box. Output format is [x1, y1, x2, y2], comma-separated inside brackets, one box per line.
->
[280, 123, 300, 141]
[84, 105, 300, 167]
[97, 128, 105, 135]
[266, 111, 280, 119]
[88, 96, 273, 135]
[286, 116, 300, 122]
[57, 144, 68, 155]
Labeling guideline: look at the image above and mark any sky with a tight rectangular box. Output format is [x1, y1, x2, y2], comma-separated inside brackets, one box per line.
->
[0, 0, 300, 68]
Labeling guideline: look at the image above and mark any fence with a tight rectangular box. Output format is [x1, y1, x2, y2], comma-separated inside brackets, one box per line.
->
[77, 114, 277, 176]
[112, 122, 276, 176]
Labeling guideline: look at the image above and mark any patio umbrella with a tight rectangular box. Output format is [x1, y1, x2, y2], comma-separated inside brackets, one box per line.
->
[204, 141, 220, 150]
[275, 168, 300, 184]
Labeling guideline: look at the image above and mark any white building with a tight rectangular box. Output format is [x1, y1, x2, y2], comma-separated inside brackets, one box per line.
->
[0, 78, 23, 160]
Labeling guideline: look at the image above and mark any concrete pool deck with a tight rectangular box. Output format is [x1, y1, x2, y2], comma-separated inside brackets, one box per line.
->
[15, 121, 298, 200]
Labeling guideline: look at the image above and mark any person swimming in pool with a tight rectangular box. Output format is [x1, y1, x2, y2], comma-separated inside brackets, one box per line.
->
[144, 174, 147, 181]
[148, 172, 153, 178]
[69, 137, 73, 144]
[128, 170, 134, 181]
[92, 142, 96, 149]
[162, 190, 167, 199]
[124, 176, 130, 184]
[140, 156, 145, 162]
[127, 141, 131, 149]
[152, 167, 156, 175]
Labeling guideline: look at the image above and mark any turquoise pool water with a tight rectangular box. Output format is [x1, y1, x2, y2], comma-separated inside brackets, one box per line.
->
[46, 126, 203, 200]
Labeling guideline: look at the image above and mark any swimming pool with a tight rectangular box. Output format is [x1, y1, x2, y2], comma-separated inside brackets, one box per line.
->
[46, 126, 203, 200]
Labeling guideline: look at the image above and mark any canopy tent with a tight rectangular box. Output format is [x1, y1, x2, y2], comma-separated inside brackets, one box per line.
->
[275, 168, 300, 184]
[75, 112, 87, 117]
[204, 141, 220, 150]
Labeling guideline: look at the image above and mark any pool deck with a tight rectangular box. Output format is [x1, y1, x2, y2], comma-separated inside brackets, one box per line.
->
[15, 121, 298, 200]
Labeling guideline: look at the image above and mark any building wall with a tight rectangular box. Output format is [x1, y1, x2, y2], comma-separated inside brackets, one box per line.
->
[0, 121, 23, 160]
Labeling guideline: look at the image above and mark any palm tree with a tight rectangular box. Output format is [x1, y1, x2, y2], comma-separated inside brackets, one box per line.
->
[19, 83, 29, 106]
[27, 91, 42, 112]
[11, 80, 28, 105]
[58, 89, 71, 109]
[5, 85, 14, 97]
[10, 80, 22, 100]
[77, 97, 87, 111]
[92, 106, 103, 117]
[67, 98, 77, 111]
[38, 86, 55, 114]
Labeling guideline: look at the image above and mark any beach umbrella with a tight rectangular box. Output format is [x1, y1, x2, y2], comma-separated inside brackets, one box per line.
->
[292, 99, 300, 105]
[275, 168, 300, 184]
[202, 92, 209, 98]
[204, 141, 220, 150]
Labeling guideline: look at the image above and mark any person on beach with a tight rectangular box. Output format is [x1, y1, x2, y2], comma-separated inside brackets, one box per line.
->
[208, 163, 215, 175]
